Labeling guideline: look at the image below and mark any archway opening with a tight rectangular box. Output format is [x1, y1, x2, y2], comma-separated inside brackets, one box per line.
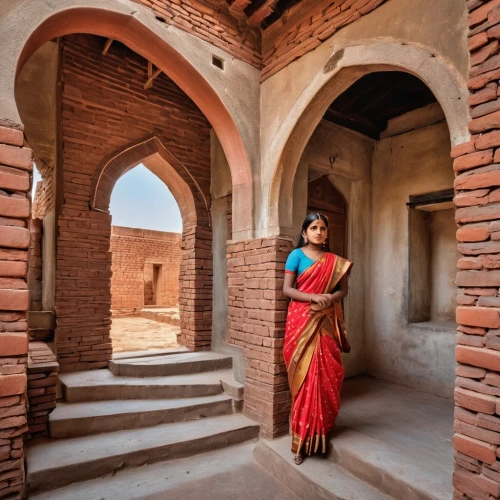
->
[290, 69, 456, 495]
[108, 164, 183, 354]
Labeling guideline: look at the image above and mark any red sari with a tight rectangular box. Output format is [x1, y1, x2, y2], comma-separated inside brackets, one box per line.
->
[283, 252, 352, 456]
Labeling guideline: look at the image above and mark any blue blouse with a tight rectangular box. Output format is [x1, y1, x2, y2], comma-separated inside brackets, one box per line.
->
[285, 248, 317, 276]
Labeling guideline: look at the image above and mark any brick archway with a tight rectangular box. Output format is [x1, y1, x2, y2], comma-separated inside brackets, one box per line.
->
[91, 136, 211, 351]
[263, 42, 470, 235]
[0, 0, 254, 239]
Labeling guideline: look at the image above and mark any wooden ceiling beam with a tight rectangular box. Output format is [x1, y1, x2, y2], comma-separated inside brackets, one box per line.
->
[246, 0, 280, 26]
[228, 0, 252, 13]
[102, 38, 113, 56]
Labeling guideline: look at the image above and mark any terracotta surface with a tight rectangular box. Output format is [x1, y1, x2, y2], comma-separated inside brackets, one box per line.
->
[110, 316, 180, 353]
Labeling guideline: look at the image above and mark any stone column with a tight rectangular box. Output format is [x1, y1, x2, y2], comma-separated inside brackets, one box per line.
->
[227, 237, 293, 437]
[0, 120, 32, 500]
[453, 2, 500, 497]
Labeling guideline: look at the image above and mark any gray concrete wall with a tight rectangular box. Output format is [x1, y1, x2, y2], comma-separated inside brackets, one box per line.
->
[367, 121, 456, 398]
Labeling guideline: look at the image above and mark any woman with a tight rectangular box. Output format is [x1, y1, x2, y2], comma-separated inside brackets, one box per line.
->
[283, 212, 352, 465]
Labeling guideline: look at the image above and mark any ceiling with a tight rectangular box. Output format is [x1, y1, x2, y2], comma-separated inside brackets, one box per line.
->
[322, 71, 438, 139]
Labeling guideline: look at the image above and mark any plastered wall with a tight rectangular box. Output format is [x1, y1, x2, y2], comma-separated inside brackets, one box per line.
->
[367, 121, 457, 397]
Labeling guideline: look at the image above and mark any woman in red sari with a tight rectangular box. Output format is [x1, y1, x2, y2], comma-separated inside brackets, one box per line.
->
[283, 213, 352, 465]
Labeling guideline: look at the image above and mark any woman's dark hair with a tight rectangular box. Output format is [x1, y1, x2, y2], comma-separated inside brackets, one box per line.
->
[296, 212, 330, 250]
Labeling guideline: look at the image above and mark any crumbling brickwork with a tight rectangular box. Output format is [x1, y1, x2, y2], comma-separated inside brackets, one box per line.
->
[132, 0, 261, 68]
[453, 2, 500, 498]
[0, 121, 32, 500]
[227, 237, 293, 437]
[31, 163, 54, 220]
[26, 342, 58, 439]
[56, 33, 212, 370]
[110, 226, 181, 312]
[261, 0, 389, 80]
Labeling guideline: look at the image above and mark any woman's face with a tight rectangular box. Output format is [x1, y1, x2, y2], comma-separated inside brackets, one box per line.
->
[304, 218, 328, 246]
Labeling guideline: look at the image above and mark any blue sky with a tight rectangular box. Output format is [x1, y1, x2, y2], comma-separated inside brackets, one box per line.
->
[33, 164, 182, 232]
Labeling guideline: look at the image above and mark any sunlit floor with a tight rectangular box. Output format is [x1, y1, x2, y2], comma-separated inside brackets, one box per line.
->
[110, 316, 180, 352]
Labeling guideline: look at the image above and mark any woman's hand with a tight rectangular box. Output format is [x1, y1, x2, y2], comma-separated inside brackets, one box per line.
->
[310, 294, 332, 309]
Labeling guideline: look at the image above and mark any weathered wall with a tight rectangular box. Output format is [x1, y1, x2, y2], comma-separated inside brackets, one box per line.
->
[110, 226, 181, 312]
[262, 0, 390, 80]
[367, 121, 456, 397]
[296, 119, 374, 378]
[55, 33, 212, 370]
[259, 0, 469, 238]
[132, 0, 261, 68]
[452, 2, 500, 498]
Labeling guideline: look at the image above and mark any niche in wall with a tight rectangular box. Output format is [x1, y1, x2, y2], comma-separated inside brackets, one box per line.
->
[408, 189, 457, 324]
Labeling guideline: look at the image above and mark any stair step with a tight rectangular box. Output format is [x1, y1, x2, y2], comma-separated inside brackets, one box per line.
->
[109, 351, 233, 377]
[60, 369, 233, 402]
[29, 442, 296, 500]
[112, 346, 189, 360]
[27, 414, 259, 495]
[254, 437, 393, 500]
[50, 394, 235, 438]
[330, 427, 453, 500]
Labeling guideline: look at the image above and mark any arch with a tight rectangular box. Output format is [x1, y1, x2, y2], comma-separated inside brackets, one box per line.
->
[91, 136, 199, 230]
[0, 0, 253, 237]
[264, 41, 471, 235]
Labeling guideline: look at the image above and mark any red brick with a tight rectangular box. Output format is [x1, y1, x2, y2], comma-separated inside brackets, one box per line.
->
[0, 333, 27, 356]
[0, 375, 26, 398]
[0, 167, 30, 192]
[454, 467, 500, 497]
[454, 150, 494, 172]
[454, 433, 496, 463]
[457, 226, 489, 242]
[0, 126, 23, 147]
[456, 344, 500, 372]
[456, 306, 500, 327]
[0, 289, 29, 311]
[0, 226, 30, 249]
[0, 145, 32, 170]
[0, 261, 27, 278]
[0, 196, 29, 219]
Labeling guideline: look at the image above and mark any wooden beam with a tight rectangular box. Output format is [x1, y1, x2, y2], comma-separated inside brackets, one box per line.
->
[144, 65, 162, 90]
[229, 0, 252, 12]
[102, 38, 113, 56]
[246, 0, 280, 26]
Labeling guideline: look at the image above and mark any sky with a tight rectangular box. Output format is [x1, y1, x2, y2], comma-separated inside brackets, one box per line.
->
[32, 164, 183, 233]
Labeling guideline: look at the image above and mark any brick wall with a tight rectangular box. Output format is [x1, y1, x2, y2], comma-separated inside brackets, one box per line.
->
[110, 226, 181, 312]
[27, 218, 42, 312]
[26, 343, 58, 439]
[261, 0, 389, 80]
[0, 121, 32, 500]
[55, 33, 212, 370]
[132, 0, 261, 68]
[453, 2, 500, 498]
[31, 162, 54, 220]
[227, 237, 293, 437]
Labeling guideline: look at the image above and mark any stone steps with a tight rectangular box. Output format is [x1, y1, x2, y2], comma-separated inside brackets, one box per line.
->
[330, 427, 453, 500]
[109, 351, 232, 377]
[60, 368, 234, 401]
[50, 393, 235, 438]
[254, 437, 393, 500]
[29, 442, 296, 500]
[27, 413, 259, 495]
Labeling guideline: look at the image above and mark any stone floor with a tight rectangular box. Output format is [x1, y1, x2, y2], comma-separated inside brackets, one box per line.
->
[110, 316, 180, 352]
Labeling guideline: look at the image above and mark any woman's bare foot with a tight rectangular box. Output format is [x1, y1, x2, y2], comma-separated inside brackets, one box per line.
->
[293, 453, 304, 465]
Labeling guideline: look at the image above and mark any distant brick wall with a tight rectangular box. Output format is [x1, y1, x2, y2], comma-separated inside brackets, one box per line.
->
[28, 218, 42, 311]
[55, 33, 212, 370]
[453, 2, 500, 498]
[110, 226, 181, 312]
[0, 121, 32, 500]
[132, 0, 261, 68]
[227, 237, 292, 437]
[31, 162, 54, 220]
[261, 0, 389, 80]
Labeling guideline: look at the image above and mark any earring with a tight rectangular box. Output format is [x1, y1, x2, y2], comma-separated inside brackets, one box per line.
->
[304, 236, 308, 244]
